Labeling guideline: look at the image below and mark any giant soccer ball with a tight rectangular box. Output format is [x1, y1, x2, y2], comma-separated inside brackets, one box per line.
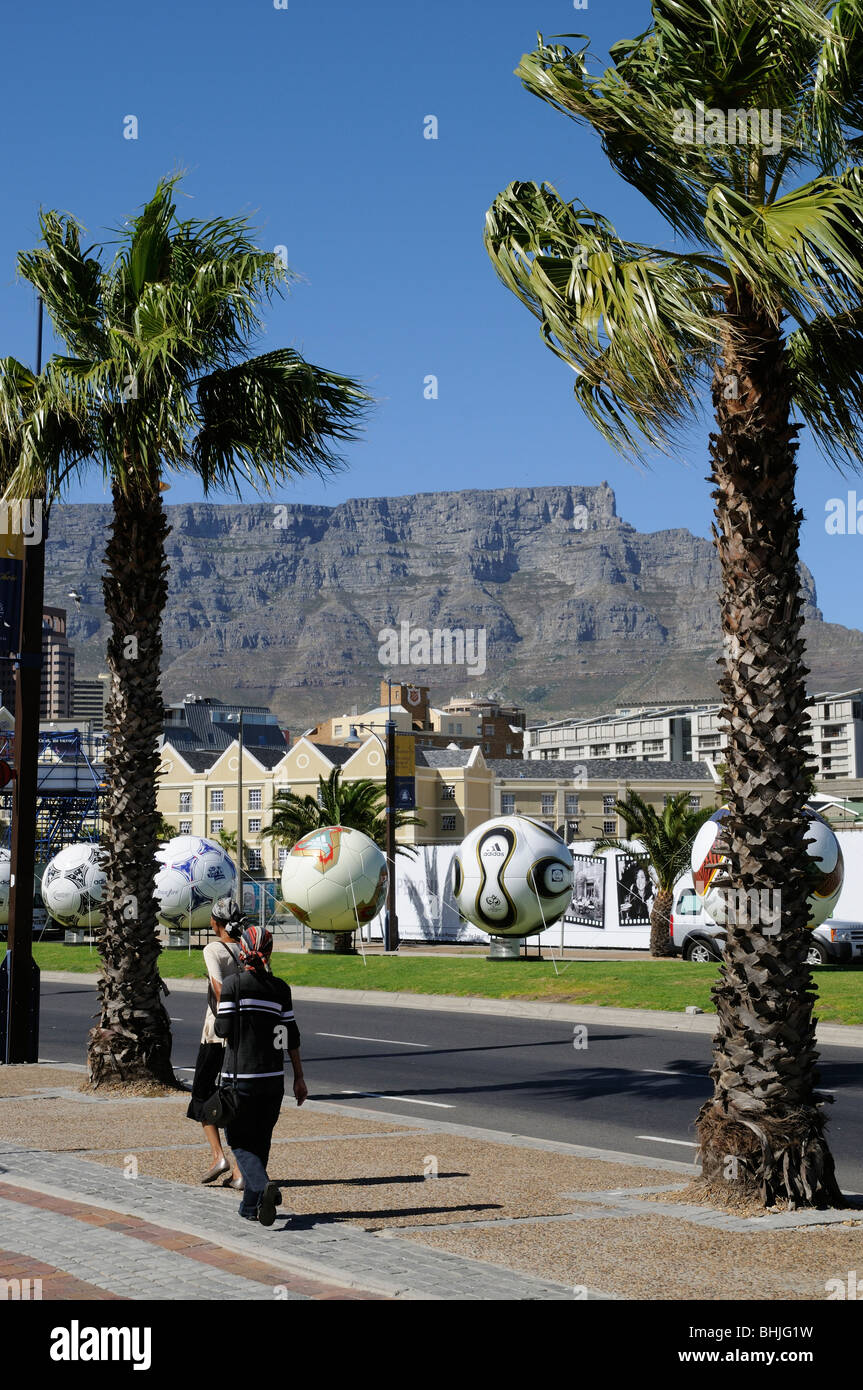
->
[154, 835, 237, 930]
[280, 826, 387, 933]
[42, 842, 107, 928]
[0, 847, 11, 926]
[452, 815, 574, 938]
[691, 806, 843, 928]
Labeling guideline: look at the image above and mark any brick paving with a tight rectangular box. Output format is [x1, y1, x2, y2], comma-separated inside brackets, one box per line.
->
[0, 1144, 582, 1301]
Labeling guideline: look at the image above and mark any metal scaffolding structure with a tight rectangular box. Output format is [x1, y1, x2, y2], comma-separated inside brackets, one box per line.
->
[0, 730, 104, 861]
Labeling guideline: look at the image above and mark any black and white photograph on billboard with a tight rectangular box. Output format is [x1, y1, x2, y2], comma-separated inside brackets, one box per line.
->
[616, 856, 656, 927]
[564, 854, 606, 929]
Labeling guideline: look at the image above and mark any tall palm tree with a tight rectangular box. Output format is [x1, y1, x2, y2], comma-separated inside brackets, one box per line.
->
[485, 2, 863, 1204]
[264, 767, 423, 856]
[0, 178, 370, 1085]
[594, 790, 715, 956]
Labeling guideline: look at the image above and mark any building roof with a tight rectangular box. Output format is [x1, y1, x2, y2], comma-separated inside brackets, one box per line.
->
[311, 743, 359, 767]
[164, 745, 222, 773]
[489, 757, 714, 782]
[163, 698, 286, 752]
[416, 748, 475, 768]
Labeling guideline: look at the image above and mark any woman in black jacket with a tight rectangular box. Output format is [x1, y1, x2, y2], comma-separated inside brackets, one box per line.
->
[214, 925, 307, 1224]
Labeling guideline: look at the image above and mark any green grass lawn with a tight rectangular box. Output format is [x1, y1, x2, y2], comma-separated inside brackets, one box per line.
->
[24, 944, 863, 1026]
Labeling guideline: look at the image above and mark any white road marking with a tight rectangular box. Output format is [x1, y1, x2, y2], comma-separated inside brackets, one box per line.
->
[317, 1032, 429, 1048]
[636, 1135, 700, 1148]
[341, 1089, 454, 1109]
[640, 1069, 708, 1078]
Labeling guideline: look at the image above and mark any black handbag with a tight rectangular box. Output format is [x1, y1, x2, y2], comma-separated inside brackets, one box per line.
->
[203, 978, 241, 1127]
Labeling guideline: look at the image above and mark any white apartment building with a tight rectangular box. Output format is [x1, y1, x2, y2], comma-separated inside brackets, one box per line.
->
[528, 691, 863, 781]
[527, 705, 693, 764]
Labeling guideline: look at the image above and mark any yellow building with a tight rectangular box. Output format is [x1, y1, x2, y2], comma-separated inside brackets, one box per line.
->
[157, 736, 719, 875]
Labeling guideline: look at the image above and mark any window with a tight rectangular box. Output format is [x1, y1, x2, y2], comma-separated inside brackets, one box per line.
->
[179, 791, 191, 812]
[179, 820, 192, 834]
[441, 784, 456, 800]
[210, 819, 223, 834]
[441, 814, 456, 832]
[210, 789, 224, 811]
[603, 795, 615, 813]
[541, 793, 555, 816]
[501, 793, 515, 815]
[248, 818, 262, 833]
[316, 786, 324, 807]
[603, 819, 616, 834]
[505, 744, 512, 755]
[565, 793, 579, 814]
[248, 788, 262, 810]
[278, 848, 289, 869]
[247, 848, 262, 870]
[486, 723, 496, 735]
[688, 795, 701, 810]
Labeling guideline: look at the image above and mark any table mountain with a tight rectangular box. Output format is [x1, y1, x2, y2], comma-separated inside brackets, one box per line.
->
[46, 483, 863, 728]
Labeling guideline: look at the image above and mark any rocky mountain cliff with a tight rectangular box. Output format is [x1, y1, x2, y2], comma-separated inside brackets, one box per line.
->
[46, 484, 863, 728]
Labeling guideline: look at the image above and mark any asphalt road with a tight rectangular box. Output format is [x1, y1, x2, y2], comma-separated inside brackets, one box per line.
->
[36, 982, 863, 1193]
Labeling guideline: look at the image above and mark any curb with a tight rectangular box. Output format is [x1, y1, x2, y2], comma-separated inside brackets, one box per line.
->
[37, 971, 863, 1048]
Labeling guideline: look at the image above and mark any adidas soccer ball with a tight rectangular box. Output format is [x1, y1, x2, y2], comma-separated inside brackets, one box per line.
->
[691, 806, 843, 928]
[154, 835, 237, 930]
[452, 815, 574, 938]
[42, 842, 107, 928]
[280, 826, 387, 933]
[0, 847, 10, 926]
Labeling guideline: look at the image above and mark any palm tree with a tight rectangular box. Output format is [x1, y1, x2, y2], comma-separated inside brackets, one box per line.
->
[215, 827, 237, 856]
[1, 178, 370, 1085]
[485, 3, 863, 1205]
[594, 791, 715, 956]
[264, 767, 423, 855]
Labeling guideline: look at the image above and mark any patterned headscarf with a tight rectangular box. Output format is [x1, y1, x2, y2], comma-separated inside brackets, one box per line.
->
[239, 925, 273, 974]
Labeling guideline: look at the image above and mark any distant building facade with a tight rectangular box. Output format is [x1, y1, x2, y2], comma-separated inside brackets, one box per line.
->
[528, 690, 863, 782]
[162, 695, 287, 754]
[309, 681, 525, 758]
[41, 607, 75, 720]
[72, 675, 108, 731]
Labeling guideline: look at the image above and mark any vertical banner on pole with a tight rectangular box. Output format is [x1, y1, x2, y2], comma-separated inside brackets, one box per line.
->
[0, 518, 25, 661]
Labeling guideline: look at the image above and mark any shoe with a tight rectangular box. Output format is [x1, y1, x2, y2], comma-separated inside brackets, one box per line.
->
[201, 1158, 231, 1184]
[257, 1183, 281, 1227]
[238, 1206, 258, 1222]
[222, 1174, 244, 1191]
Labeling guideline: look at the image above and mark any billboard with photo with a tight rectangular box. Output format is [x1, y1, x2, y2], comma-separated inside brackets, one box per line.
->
[615, 855, 656, 926]
[564, 854, 606, 929]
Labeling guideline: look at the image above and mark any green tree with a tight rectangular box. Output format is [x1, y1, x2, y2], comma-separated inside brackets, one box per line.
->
[264, 767, 424, 855]
[215, 827, 238, 855]
[0, 178, 370, 1085]
[594, 790, 715, 956]
[485, 2, 863, 1205]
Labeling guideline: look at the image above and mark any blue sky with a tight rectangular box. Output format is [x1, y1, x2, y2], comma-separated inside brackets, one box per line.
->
[1, 0, 861, 629]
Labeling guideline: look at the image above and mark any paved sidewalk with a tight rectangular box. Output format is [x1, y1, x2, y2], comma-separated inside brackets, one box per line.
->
[2, 1065, 863, 1301]
[0, 1147, 580, 1301]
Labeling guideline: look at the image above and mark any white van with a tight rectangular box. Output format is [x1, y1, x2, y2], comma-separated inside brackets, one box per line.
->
[669, 872, 863, 966]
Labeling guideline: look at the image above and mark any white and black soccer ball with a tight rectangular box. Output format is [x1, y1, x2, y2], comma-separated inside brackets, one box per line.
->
[452, 815, 574, 938]
[42, 842, 107, 928]
[154, 835, 237, 930]
[691, 806, 843, 928]
[280, 826, 387, 933]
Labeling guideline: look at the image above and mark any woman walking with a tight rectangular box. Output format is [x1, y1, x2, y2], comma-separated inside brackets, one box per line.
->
[186, 896, 244, 1187]
[214, 925, 307, 1224]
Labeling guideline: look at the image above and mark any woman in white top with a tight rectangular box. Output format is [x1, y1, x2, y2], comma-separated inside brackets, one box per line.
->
[186, 896, 243, 1185]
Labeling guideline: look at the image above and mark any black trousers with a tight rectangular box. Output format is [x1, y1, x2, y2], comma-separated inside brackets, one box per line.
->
[225, 1081, 284, 1208]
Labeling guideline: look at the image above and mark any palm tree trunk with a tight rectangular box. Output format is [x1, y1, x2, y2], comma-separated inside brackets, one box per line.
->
[87, 480, 177, 1087]
[695, 286, 841, 1206]
[649, 887, 675, 957]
